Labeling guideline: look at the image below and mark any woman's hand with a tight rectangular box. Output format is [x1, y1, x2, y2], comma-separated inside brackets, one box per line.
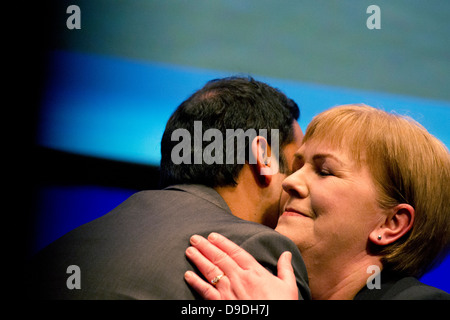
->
[184, 232, 299, 300]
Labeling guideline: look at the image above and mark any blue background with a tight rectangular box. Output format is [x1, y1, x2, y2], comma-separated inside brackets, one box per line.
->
[31, 0, 449, 294]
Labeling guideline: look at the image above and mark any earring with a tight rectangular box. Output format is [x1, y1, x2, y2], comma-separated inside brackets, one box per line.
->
[377, 235, 382, 240]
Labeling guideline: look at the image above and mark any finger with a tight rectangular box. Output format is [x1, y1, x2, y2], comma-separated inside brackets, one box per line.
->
[184, 271, 221, 300]
[277, 251, 295, 284]
[277, 251, 299, 299]
[185, 246, 226, 286]
[207, 233, 260, 270]
[189, 235, 242, 276]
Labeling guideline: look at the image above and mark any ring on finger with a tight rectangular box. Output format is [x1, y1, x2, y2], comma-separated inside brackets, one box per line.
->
[210, 274, 224, 286]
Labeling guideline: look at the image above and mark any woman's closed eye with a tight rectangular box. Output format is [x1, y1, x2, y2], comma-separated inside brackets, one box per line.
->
[317, 166, 334, 177]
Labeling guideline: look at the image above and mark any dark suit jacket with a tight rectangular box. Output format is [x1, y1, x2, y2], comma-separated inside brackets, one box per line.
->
[26, 184, 310, 300]
[354, 271, 450, 300]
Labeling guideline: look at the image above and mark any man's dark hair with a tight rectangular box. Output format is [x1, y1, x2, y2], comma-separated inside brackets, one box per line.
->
[159, 76, 300, 188]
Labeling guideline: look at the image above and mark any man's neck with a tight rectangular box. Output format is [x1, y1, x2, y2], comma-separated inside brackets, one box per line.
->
[214, 182, 261, 224]
[214, 164, 273, 226]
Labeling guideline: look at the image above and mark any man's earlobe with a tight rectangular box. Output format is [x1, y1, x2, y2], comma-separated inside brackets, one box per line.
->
[251, 136, 273, 185]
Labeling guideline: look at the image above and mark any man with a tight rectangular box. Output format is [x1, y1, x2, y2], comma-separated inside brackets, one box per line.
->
[26, 76, 310, 299]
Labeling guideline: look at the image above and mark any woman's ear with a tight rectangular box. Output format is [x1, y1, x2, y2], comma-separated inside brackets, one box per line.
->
[369, 204, 415, 246]
[250, 136, 273, 186]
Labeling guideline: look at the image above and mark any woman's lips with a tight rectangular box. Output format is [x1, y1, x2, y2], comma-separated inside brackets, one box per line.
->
[282, 209, 311, 218]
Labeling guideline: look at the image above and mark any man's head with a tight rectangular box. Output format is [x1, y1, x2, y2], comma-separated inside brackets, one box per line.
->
[160, 76, 301, 188]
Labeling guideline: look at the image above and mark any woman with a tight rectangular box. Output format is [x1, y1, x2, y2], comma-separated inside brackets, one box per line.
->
[184, 104, 450, 300]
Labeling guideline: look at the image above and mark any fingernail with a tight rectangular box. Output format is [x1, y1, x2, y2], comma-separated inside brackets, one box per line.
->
[184, 271, 193, 280]
[285, 251, 292, 262]
[208, 232, 218, 241]
[190, 235, 201, 245]
[185, 246, 195, 256]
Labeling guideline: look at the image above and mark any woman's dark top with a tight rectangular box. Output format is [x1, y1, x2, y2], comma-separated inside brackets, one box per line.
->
[354, 271, 450, 300]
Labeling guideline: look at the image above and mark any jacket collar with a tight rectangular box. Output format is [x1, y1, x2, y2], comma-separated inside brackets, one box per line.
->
[164, 184, 232, 214]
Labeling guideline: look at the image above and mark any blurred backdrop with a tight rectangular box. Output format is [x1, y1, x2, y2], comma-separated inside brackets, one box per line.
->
[28, 0, 449, 293]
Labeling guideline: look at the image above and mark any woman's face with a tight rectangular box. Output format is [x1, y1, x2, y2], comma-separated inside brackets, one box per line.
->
[275, 140, 386, 273]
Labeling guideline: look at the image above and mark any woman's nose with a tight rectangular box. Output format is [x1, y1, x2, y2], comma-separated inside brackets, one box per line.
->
[282, 168, 309, 199]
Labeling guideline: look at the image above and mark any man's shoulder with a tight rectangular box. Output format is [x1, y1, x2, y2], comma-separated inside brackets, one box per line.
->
[129, 187, 297, 249]
[123, 185, 232, 214]
[224, 227, 311, 300]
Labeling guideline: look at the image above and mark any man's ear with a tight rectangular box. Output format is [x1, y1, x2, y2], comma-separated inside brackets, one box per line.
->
[369, 204, 415, 246]
[250, 136, 273, 186]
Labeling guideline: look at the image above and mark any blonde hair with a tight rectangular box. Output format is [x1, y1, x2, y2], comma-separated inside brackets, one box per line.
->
[303, 104, 450, 277]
